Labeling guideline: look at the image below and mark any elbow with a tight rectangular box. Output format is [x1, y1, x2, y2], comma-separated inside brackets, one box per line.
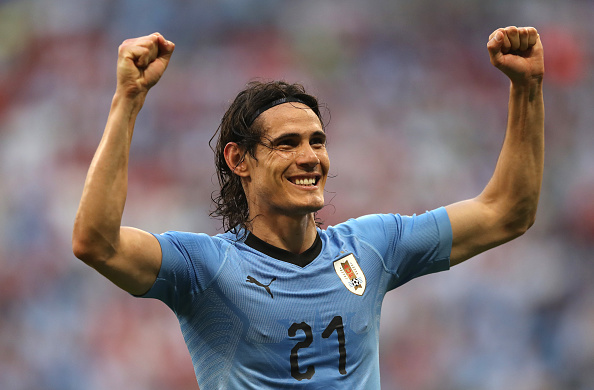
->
[525, 211, 537, 231]
[508, 220, 531, 240]
[72, 237, 93, 264]
[505, 207, 537, 240]
[520, 199, 539, 232]
[72, 230, 115, 266]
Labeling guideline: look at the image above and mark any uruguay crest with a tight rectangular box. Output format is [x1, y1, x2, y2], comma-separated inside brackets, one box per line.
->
[333, 254, 366, 296]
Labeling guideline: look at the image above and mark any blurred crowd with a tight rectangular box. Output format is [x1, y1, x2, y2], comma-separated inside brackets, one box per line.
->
[1, 0, 593, 389]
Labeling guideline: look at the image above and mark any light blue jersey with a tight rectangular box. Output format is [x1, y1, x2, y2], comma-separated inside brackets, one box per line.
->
[141, 208, 452, 389]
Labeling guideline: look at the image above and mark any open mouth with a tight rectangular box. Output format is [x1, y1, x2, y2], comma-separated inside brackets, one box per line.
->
[289, 177, 319, 186]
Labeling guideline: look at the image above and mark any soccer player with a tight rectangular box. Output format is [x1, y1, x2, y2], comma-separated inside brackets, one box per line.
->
[73, 26, 544, 389]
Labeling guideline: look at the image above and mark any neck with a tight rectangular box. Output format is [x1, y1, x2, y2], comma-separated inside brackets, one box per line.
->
[248, 213, 318, 254]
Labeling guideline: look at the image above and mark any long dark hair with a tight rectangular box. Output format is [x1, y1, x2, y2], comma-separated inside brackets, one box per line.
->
[210, 80, 324, 234]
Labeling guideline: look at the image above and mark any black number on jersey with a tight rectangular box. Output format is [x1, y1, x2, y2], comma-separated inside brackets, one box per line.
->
[288, 315, 347, 380]
[288, 322, 315, 380]
[322, 315, 347, 375]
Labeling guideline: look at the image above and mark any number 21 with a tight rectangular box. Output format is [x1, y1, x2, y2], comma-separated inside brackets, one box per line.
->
[288, 315, 347, 381]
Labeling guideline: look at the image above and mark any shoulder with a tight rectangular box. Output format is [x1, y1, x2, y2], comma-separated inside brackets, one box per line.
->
[153, 230, 242, 258]
[147, 230, 246, 295]
[322, 208, 451, 244]
[323, 213, 402, 237]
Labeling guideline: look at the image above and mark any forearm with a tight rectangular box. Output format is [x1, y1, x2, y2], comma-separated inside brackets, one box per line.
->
[73, 93, 145, 262]
[479, 79, 544, 232]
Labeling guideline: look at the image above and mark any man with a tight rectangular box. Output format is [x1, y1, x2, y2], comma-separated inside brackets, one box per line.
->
[73, 26, 544, 389]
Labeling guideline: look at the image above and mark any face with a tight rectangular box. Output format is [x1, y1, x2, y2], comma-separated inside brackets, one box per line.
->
[242, 102, 330, 219]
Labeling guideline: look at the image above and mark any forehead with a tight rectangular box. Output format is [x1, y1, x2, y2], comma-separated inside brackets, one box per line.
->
[257, 102, 323, 138]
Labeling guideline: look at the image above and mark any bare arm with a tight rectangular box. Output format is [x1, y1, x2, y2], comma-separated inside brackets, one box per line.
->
[72, 33, 175, 295]
[446, 26, 544, 266]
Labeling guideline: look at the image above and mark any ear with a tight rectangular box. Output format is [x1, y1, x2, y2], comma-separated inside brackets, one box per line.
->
[224, 142, 249, 177]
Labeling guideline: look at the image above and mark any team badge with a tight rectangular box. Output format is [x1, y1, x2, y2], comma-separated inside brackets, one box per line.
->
[333, 254, 366, 296]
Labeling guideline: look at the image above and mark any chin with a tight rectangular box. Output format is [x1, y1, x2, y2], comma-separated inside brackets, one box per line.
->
[283, 201, 324, 216]
[299, 202, 325, 215]
[272, 193, 325, 217]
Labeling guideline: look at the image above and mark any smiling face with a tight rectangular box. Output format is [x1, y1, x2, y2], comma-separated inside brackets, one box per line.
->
[242, 102, 329, 221]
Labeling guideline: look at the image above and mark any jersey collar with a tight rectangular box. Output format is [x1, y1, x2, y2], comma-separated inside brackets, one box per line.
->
[244, 231, 322, 268]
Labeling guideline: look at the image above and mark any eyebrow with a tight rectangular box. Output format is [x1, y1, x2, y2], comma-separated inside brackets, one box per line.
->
[270, 130, 326, 143]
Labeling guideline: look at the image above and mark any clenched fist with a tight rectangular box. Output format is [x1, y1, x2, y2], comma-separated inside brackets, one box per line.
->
[116, 32, 175, 98]
[487, 26, 544, 85]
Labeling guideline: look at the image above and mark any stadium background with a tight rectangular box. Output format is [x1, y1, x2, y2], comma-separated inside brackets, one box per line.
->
[0, 0, 593, 389]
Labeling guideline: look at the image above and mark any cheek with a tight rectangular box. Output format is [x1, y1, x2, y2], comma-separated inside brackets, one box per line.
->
[319, 152, 330, 172]
[272, 150, 298, 162]
[256, 158, 290, 187]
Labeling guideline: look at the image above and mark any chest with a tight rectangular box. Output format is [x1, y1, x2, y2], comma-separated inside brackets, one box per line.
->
[212, 249, 387, 342]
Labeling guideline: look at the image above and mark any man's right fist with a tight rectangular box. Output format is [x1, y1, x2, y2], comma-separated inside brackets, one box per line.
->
[116, 33, 175, 98]
[487, 26, 544, 85]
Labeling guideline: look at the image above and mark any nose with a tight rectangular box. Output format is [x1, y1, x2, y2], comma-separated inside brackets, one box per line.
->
[295, 144, 319, 169]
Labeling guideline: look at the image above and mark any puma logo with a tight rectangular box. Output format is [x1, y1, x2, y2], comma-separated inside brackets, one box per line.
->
[246, 276, 277, 299]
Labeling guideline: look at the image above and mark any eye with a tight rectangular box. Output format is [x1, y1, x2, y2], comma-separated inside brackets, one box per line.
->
[310, 136, 326, 148]
[275, 138, 298, 150]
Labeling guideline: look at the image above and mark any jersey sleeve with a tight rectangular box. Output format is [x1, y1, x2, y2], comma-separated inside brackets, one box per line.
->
[348, 207, 452, 290]
[137, 231, 222, 314]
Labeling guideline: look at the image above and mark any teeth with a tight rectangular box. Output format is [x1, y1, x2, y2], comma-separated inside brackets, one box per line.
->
[295, 178, 316, 186]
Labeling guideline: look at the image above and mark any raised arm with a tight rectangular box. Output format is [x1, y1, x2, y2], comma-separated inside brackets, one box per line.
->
[446, 26, 544, 266]
[72, 33, 175, 295]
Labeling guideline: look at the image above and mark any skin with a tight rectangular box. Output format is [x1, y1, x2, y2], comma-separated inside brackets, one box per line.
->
[446, 26, 544, 265]
[224, 102, 329, 254]
[72, 33, 173, 295]
[72, 26, 544, 295]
